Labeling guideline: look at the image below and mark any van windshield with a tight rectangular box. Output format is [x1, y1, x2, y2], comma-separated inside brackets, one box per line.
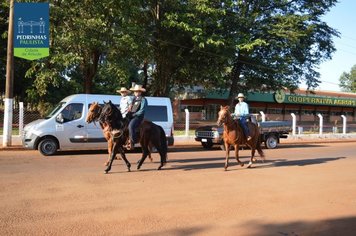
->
[45, 102, 66, 119]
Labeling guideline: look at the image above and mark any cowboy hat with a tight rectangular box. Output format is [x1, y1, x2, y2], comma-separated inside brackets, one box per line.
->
[116, 87, 131, 94]
[236, 93, 245, 99]
[130, 84, 146, 92]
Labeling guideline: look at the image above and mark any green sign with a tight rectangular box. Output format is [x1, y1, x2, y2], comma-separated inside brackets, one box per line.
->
[284, 94, 356, 107]
[14, 3, 49, 60]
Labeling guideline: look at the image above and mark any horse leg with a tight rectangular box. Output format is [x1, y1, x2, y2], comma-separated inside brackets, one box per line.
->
[118, 146, 131, 172]
[104, 142, 119, 174]
[224, 142, 230, 171]
[137, 146, 150, 170]
[247, 148, 256, 168]
[234, 144, 244, 167]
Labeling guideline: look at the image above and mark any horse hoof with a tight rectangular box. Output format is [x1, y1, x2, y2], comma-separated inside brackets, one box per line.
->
[137, 166, 141, 170]
[240, 163, 244, 167]
[158, 166, 162, 170]
[104, 170, 109, 174]
[127, 168, 131, 172]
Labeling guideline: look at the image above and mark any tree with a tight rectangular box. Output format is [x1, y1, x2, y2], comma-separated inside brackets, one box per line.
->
[218, 0, 340, 105]
[339, 64, 356, 92]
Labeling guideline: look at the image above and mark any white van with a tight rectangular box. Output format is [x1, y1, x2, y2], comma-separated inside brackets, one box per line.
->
[22, 94, 174, 155]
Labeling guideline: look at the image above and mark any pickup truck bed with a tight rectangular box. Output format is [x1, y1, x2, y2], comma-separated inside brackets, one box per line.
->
[195, 121, 292, 149]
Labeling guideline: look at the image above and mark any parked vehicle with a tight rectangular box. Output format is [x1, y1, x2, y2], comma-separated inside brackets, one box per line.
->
[195, 120, 292, 150]
[22, 94, 174, 155]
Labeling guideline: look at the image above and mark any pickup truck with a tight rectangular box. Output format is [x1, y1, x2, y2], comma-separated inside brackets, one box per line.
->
[195, 120, 292, 149]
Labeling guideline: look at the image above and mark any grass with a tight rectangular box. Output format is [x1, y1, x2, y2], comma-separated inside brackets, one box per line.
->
[174, 130, 196, 136]
[0, 128, 20, 135]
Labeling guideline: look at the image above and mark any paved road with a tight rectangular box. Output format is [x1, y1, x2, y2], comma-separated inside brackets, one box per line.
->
[1, 143, 356, 235]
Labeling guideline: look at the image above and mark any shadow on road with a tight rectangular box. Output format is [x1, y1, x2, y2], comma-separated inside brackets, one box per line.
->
[256, 156, 346, 169]
[164, 156, 346, 171]
[242, 216, 356, 236]
[132, 216, 356, 235]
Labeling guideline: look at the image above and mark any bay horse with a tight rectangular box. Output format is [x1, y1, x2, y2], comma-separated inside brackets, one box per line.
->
[217, 106, 265, 170]
[86, 102, 153, 167]
[99, 100, 168, 173]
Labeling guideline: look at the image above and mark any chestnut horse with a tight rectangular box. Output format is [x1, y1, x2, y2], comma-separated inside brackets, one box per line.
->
[217, 106, 265, 170]
[86, 102, 114, 166]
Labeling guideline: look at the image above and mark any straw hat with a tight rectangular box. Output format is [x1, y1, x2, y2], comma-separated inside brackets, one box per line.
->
[236, 93, 245, 99]
[116, 87, 131, 94]
[130, 84, 146, 92]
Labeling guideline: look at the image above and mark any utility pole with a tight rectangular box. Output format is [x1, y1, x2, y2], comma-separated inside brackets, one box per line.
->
[3, 0, 14, 147]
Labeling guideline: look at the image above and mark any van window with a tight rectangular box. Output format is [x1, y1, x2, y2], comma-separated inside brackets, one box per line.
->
[46, 102, 66, 119]
[61, 103, 84, 122]
[145, 106, 168, 122]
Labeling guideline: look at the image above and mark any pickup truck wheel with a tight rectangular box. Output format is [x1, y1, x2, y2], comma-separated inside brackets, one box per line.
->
[265, 135, 278, 149]
[38, 138, 58, 156]
[202, 142, 213, 149]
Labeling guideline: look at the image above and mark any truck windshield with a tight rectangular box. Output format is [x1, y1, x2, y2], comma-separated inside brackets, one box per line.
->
[45, 102, 66, 119]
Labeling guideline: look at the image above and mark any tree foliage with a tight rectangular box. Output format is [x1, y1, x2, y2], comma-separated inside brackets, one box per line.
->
[339, 64, 356, 92]
[1, 0, 340, 108]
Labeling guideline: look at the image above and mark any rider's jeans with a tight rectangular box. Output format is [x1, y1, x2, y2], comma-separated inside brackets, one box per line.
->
[128, 115, 144, 143]
[239, 117, 250, 137]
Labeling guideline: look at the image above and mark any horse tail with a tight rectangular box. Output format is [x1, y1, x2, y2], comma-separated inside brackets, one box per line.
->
[158, 125, 168, 163]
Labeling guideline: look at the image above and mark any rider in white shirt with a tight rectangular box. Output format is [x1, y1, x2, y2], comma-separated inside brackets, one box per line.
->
[234, 93, 252, 141]
[117, 87, 132, 118]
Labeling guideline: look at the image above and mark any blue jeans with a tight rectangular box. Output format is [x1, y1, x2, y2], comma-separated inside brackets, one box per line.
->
[239, 117, 250, 137]
[128, 116, 143, 143]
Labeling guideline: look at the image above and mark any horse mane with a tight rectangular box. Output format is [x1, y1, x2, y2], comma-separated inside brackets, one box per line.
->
[99, 100, 125, 130]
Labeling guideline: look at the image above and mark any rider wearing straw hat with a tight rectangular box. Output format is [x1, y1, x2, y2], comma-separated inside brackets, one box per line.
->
[126, 84, 147, 150]
[234, 93, 252, 141]
[117, 87, 132, 118]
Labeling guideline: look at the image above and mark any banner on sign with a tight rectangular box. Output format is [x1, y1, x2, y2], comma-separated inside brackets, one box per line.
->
[14, 2, 49, 60]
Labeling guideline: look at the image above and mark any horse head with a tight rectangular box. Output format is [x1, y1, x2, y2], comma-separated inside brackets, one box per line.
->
[99, 100, 124, 129]
[86, 102, 102, 123]
[217, 105, 230, 126]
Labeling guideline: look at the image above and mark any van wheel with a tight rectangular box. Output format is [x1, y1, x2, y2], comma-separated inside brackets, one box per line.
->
[38, 138, 58, 156]
[265, 135, 278, 149]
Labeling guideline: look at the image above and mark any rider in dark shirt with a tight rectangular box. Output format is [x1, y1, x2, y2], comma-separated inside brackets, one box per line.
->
[126, 84, 147, 150]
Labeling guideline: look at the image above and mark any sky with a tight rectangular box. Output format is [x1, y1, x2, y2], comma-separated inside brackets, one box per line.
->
[312, 0, 356, 92]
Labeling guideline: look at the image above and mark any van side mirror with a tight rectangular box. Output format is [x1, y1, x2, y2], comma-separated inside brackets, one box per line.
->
[56, 113, 64, 123]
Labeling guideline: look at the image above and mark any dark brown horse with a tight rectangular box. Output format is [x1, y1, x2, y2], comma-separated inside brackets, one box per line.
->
[217, 106, 265, 170]
[99, 101, 168, 173]
[86, 102, 153, 166]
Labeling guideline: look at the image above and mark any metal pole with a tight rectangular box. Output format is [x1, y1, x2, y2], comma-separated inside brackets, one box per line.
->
[291, 113, 296, 136]
[3, 0, 14, 147]
[19, 102, 24, 137]
[317, 113, 323, 135]
[185, 109, 189, 137]
[341, 115, 347, 134]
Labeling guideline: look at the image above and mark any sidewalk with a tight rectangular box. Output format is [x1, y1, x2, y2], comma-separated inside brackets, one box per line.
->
[2, 134, 356, 150]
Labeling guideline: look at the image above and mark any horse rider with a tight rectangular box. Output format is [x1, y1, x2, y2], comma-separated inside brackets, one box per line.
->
[234, 93, 252, 141]
[117, 87, 132, 118]
[126, 84, 147, 150]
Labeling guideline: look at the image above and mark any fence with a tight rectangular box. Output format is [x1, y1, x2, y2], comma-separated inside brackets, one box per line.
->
[1, 106, 355, 138]
[0, 102, 42, 136]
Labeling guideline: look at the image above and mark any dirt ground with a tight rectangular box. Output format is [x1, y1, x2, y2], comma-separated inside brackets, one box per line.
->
[1, 142, 356, 236]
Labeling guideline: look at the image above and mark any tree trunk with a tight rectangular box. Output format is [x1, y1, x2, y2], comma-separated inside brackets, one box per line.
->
[142, 59, 148, 90]
[227, 55, 243, 107]
[83, 50, 100, 94]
